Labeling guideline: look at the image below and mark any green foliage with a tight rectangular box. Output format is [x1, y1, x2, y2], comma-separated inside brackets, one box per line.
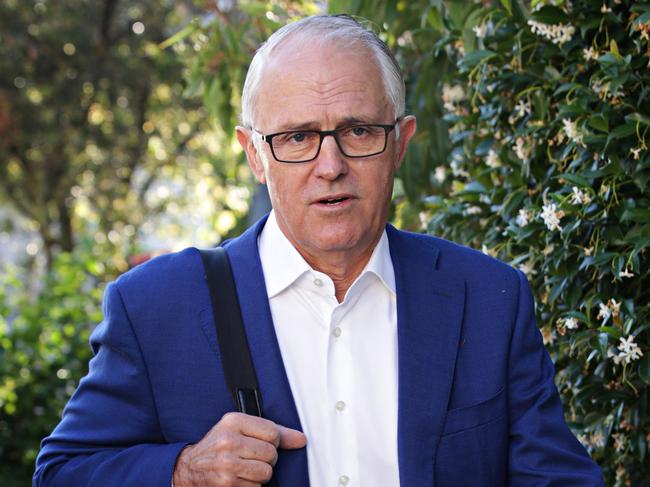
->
[342, 0, 648, 484]
[0, 251, 111, 485]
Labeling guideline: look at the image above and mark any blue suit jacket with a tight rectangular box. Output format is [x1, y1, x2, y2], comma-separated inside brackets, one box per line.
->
[34, 217, 603, 486]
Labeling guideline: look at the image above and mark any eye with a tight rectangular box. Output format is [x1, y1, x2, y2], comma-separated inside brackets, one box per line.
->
[275, 131, 312, 145]
[351, 126, 370, 137]
[290, 132, 307, 143]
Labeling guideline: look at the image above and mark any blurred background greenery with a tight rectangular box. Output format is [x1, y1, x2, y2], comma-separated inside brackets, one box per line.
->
[1, 0, 648, 485]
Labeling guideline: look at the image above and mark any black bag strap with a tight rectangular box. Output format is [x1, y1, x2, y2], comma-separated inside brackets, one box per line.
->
[199, 247, 262, 417]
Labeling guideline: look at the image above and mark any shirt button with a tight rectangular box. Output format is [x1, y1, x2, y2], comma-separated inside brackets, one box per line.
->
[313, 278, 323, 287]
[339, 475, 350, 485]
[335, 400, 346, 412]
[332, 327, 342, 338]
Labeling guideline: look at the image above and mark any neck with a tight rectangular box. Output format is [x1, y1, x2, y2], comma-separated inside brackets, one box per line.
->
[299, 239, 380, 303]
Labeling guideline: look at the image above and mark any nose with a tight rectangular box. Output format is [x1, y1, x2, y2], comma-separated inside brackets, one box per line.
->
[312, 133, 348, 180]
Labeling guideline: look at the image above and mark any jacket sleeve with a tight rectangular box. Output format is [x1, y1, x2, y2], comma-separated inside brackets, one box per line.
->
[507, 270, 604, 485]
[33, 281, 189, 487]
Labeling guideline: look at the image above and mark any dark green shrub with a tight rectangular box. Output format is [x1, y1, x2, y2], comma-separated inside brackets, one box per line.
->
[0, 252, 108, 485]
[419, 1, 649, 484]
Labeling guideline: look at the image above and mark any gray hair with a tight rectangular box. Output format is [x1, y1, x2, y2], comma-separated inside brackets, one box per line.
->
[240, 14, 405, 128]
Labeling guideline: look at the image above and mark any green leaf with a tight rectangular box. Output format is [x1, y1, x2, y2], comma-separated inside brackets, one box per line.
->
[588, 115, 609, 133]
[640, 354, 650, 385]
[159, 21, 197, 49]
[583, 411, 604, 430]
[626, 112, 650, 126]
[457, 50, 497, 70]
[530, 6, 568, 24]
[455, 181, 487, 194]
[607, 122, 636, 142]
[500, 0, 512, 15]
[622, 208, 650, 223]
[556, 173, 591, 187]
[598, 326, 622, 340]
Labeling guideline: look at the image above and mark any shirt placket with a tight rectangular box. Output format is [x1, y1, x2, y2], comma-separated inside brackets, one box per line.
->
[328, 299, 359, 487]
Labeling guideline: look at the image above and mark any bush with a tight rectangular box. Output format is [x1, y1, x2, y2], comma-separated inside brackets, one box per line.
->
[417, 1, 649, 484]
[0, 252, 108, 486]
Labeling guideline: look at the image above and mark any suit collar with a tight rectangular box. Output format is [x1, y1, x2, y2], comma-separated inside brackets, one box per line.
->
[222, 218, 465, 487]
[223, 214, 310, 486]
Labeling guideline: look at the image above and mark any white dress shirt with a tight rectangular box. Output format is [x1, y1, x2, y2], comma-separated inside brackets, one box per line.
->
[258, 211, 400, 487]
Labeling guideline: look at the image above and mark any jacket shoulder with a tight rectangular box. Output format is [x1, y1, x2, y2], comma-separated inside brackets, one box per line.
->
[112, 247, 205, 305]
[392, 228, 519, 283]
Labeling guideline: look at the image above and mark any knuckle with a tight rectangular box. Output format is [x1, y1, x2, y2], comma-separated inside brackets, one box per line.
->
[262, 444, 278, 464]
[269, 429, 281, 446]
[215, 432, 239, 452]
[220, 412, 239, 426]
[219, 454, 238, 473]
[260, 462, 273, 482]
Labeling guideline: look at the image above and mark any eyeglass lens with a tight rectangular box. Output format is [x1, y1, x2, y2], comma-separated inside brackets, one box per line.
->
[271, 125, 388, 162]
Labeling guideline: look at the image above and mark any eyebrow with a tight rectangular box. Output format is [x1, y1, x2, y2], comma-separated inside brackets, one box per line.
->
[273, 116, 386, 132]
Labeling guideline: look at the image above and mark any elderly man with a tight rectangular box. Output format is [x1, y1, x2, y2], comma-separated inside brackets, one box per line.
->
[35, 14, 603, 487]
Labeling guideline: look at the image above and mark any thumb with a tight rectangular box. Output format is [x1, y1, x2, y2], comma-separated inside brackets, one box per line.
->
[277, 425, 307, 450]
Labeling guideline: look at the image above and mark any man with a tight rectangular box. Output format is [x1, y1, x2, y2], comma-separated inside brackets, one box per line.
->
[34, 15, 603, 487]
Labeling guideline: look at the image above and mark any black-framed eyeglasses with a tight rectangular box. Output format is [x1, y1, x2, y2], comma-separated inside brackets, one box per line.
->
[253, 120, 400, 163]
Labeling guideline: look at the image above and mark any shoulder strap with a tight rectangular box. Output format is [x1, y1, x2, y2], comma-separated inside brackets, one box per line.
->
[199, 247, 262, 417]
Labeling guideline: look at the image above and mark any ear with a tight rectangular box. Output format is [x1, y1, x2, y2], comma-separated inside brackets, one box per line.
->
[236, 126, 267, 184]
[393, 115, 417, 171]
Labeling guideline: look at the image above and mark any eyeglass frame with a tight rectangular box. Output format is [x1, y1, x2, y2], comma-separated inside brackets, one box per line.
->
[251, 118, 402, 163]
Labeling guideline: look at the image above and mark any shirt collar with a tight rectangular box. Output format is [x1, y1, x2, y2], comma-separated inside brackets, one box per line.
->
[258, 210, 396, 298]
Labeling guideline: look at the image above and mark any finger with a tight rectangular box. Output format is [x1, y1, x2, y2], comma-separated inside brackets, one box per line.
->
[222, 413, 281, 446]
[237, 459, 274, 484]
[238, 436, 279, 466]
[277, 425, 307, 450]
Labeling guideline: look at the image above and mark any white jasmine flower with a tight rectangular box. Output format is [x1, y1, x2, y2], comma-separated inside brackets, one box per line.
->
[612, 433, 625, 452]
[597, 299, 620, 323]
[514, 100, 532, 118]
[601, 3, 612, 13]
[542, 328, 556, 345]
[472, 23, 488, 39]
[442, 84, 466, 112]
[583, 46, 599, 61]
[540, 202, 563, 231]
[565, 317, 579, 329]
[513, 137, 531, 161]
[556, 316, 579, 335]
[571, 186, 592, 205]
[450, 157, 470, 178]
[419, 211, 430, 230]
[528, 20, 575, 47]
[465, 205, 482, 215]
[516, 208, 532, 227]
[619, 268, 634, 278]
[519, 260, 537, 276]
[562, 118, 584, 145]
[630, 147, 642, 160]
[434, 166, 447, 183]
[612, 335, 644, 365]
[597, 302, 612, 322]
[486, 149, 501, 168]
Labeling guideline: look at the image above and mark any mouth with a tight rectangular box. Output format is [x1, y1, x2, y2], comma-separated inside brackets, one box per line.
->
[314, 194, 354, 206]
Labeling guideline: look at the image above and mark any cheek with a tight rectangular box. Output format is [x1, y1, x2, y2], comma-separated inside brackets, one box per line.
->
[266, 167, 305, 208]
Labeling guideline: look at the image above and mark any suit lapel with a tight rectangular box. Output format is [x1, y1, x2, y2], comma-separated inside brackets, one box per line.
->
[223, 216, 309, 486]
[387, 226, 465, 487]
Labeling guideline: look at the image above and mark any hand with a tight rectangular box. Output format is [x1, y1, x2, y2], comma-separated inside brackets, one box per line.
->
[172, 412, 307, 487]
